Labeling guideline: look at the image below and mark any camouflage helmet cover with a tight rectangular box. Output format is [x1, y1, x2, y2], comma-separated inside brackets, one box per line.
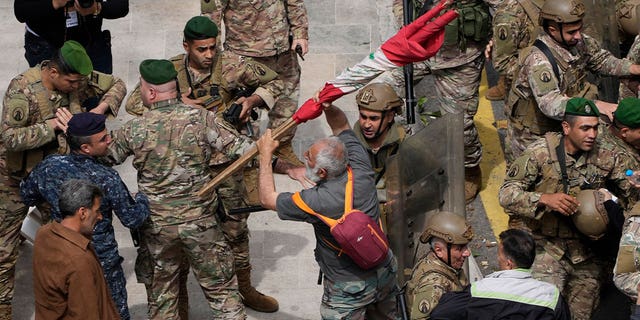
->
[539, 0, 586, 25]
[355, 83, 403, 113]
[573, 189, 609, 240]
[420, 211, 474, 245]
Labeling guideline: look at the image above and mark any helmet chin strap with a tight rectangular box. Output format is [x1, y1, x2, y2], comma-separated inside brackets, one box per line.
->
[431, 241, 454, 268]
[558, 24, 570, 48]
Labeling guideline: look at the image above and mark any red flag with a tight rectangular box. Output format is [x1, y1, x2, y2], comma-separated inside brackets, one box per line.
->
[381, 0, 458, 66]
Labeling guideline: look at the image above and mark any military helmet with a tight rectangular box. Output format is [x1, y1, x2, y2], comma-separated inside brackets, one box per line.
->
[355, 83, 403, 113]
[573, 190, 609, 240]
[539, 0, 586, 25]
[420, 211, 474, 245]
[618, 0, 640, 36]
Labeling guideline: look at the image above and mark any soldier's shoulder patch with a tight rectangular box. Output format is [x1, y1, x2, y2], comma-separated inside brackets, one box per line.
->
[497, 26, 508, 41]
[507, 157, 530, 180]
[6, 95, 29, 126]
[418, 299, 431, 314]
[540, 70, 552, 83]
[531, 64, 558, 94]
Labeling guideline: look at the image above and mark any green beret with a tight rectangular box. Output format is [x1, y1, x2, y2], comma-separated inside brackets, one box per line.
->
[139, 59, 178, 85]
[60, 40, 92, 76]
[615, 97, 640, 128]
[184, 16, 218, 40]
[565, 97, 599, 117]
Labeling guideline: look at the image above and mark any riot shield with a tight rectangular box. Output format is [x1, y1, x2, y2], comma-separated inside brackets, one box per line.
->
[583, 0, 621, 102]
[386, 112, 465, 284]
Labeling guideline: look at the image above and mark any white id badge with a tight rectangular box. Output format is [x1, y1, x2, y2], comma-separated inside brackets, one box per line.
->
[66, 11, 79, 28]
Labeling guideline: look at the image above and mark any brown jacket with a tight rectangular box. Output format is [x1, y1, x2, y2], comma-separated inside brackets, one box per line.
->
[33, 222, 120, 320]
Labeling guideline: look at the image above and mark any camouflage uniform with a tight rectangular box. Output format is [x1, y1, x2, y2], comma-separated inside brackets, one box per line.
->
[405, 251, 468, 320]
[379, 0, 495, 168]
[499, 132, 637, 320]
[125, 52, 230, 116]
[506, 32, 633, 162]
[353, 121, 405, 230]
[621, 35, 640, 99]
[125, 51, 274, 294]
[20, 153, 150, 320]
[106, 98, 253, 319]
[0, 64, 124, 319]
[491, 0, 545, 96]
[613, 206, 640, 301]
[203, 0, 308, 160]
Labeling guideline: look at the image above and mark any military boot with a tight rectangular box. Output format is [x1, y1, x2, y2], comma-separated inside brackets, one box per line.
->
[485, 75, 506, 101]
[464, 166, 482, 204]
[236, 267, 279, 313]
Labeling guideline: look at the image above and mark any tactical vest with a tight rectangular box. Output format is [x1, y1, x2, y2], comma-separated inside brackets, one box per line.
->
[508, 42, 599, 135]
[6, 67, 81, 178]
[443, 0, 491, 49]
[171, 54, 231, 113]
[415, 0, 490, 50]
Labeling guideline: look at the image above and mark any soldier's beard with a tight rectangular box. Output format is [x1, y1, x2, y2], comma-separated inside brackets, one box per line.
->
[305, 162, 323, 183]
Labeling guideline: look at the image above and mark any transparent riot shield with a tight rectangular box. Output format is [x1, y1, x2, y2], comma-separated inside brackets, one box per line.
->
[583, 0, 621, 102]
[386, 112, 465, 284]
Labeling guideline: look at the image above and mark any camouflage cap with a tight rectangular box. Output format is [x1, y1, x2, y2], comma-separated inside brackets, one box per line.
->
[67, 112, 106, 137]
[564, 97, 599, 117]
[60, 40, 93, 76]
[614, 97, 640, 128]
[184, 16, 218, 40]
[139, 59, 178, 85]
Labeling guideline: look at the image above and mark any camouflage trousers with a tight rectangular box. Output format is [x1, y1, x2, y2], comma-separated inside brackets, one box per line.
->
[102, 257, 130, 320]
[217, 171, 253, 270]
[320, 255, 400, 320]
[532, 244, 603, 320]
[0, 173, 27, 320]
[222, 50, 301, 143]
[136, 234, 190, 320]
[377, 56, 484, 168]
[142, 216, 245, 320]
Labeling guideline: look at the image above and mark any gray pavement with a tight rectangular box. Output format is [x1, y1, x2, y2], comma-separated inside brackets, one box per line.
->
[4, 0, 401, 319]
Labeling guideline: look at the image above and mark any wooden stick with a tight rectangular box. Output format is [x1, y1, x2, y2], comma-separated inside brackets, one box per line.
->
[197, 117, 299, 197]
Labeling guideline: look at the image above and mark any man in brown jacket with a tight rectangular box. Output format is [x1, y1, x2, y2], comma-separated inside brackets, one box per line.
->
[33, 179, 120, 319]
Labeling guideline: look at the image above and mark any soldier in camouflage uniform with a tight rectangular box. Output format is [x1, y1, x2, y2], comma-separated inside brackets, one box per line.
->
[491, 0, 546, 104]
[20, 112, 150, 320]
[202, 0, 308, 168]
[105, 59, 251, 319]
[126, 16, 289, 314]
[351, 83, 406, 230]
[609, 98, 640, 301]
[382, 0, 497, 203]
[0, 40, 124, 319]
[499, 98, 638, 320]
[598, 97, 640, 165]
[405, 211, 473, 320]
[505, 0, 640, 163]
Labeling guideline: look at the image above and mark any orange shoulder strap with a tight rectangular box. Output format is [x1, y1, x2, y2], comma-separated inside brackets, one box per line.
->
[291, 166, 355, 227]
[292, 192, 337, 227]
